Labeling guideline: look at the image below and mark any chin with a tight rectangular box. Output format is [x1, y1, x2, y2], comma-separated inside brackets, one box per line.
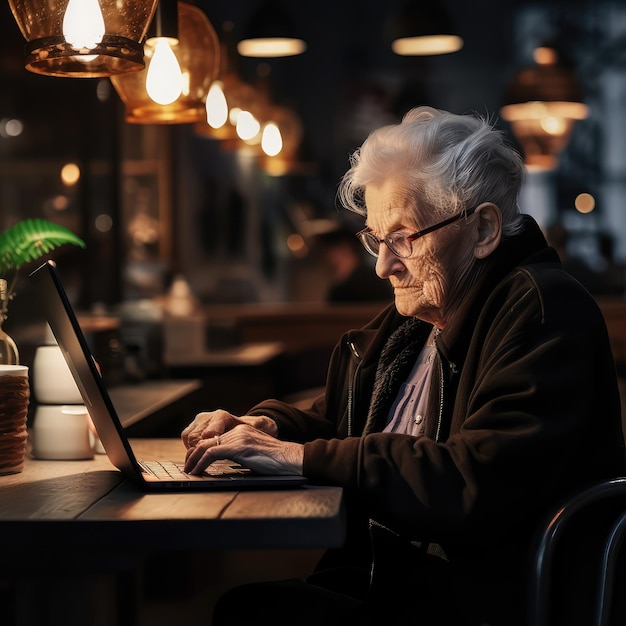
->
[393, 293, 421, 318]
[394, 290, 439, 322]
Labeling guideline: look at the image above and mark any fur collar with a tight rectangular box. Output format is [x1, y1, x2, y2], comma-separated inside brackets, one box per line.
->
[364, 317, 432, 434]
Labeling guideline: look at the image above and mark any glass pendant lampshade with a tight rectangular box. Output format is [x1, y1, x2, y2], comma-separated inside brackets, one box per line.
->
[8, 0, 158, 77]
[501, 46, 588, 171]
[110, 2, 220, 124]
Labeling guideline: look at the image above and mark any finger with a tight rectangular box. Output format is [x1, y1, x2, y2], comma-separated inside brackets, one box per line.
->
[184, 436, 222, 474]
[182, 412, 214, 448]
[184, 446, 212, 475]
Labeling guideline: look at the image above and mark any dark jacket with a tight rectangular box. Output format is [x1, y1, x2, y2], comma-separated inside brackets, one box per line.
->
[249, 215, 625, 624]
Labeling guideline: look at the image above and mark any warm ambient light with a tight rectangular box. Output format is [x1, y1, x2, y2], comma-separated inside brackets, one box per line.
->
[501, 46, 588, 171]
[145, 38, 184, 105]
[261, 122, 282, 156]
[390, 1, 463, 56]
[575, 193, 596, 214]
[237, 0, 306, 58]
[60, 163, 80, 186]
[392, 34, 463, 56]
[238, 37, 306, 58]
[236, 111, 261, 141]
[8, 0, 158, 77]
[258, 104, 303, 176]
[206, 82, 229, 129]
[62, 0, 105, 51]
[144, 0, 183, 105]
[110, 2, 220, 124]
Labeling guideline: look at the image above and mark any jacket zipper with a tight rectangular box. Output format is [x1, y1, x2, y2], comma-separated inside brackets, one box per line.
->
[433, 330, 457, 443]
[347, 337, 362, 437]
[433, 329, 444, 442]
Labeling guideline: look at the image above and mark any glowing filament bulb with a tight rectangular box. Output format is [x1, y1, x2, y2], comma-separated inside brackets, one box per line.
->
[206, 82, 228, 128]
[261, 122, 282, 156]
[63, 0, 105, 50]
[236, 111, 260, 141]
[146, 39, 183, 105]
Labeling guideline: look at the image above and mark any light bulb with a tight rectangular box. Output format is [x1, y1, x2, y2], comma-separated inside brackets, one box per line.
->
[62, 0, 105, 50]
[236, 111, 260, 141]
[261, 122, 282, 156]
[540, 116, 567, 135]
[206, 82, 228, 128]
[146, 39, 183, 105]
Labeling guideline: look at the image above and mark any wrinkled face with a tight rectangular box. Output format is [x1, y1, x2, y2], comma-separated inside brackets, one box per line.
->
[364, 179, 477, 327]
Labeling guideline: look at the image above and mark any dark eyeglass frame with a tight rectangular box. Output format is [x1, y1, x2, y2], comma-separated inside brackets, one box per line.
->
[356, 206, 478, 259]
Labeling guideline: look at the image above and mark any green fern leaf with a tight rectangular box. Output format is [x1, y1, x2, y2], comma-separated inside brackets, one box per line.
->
[0, 218, 86, 275]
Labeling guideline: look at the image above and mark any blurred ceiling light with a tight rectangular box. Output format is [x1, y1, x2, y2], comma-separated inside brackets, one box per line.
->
[52, 195, 69, 211]
[0, 118, 24, 138]
[259, 104, 303, 176]
[200, 77, 265, 149]
[390, 1, 463, 56]
[95, 214, 114, 233]
[501, 46, 589, 171]
[237, 0, 306, 58]
[61, 163, 81, 186]
[287, 233, 308, 258]
[8, 0, 158, 77]
[261, 122, 282, 157]
[110, 1, 220, 124]
[146, 39, 183, 104]
[236, 110, 261, 141]
[144, 0, 182, 105]
[206, 82, 229, 129]
[575, 192, 596, 214]
[195, 36, 244, 143]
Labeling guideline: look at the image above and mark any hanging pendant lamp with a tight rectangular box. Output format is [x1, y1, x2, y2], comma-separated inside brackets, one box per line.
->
[194, 38, 245, 145]
[110, 1, 220, 124]
[389, 1, 463, 56]
[237, 0, 306, 58]
[501, 46, 588, 171]
[8, 0, 158, 77]
[259, 104, 303, 176]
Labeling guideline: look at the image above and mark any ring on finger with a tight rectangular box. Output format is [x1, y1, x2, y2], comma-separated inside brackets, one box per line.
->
[214, 435, 221, 446]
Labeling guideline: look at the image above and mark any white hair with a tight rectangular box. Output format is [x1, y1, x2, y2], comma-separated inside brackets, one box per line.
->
[338, 106, 526, 236]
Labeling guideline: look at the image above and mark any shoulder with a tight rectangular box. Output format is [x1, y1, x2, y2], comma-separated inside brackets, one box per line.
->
[491, 261, 607, 338]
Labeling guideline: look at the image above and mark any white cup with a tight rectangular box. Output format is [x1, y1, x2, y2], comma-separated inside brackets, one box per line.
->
[31, 404, 97, 460]
[32, 344, 83, 405]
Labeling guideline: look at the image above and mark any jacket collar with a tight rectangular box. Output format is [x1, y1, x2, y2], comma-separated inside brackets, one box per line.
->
[353, 215, 557, 372]
[436, 214, 556, 366]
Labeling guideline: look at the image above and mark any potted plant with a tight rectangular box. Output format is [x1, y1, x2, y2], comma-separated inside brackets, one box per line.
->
[0, 218, 86, 364]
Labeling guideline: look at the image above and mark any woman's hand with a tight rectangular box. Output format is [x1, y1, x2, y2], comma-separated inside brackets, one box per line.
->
[184, 423, 304, 476]
[181, 409, 278, 449]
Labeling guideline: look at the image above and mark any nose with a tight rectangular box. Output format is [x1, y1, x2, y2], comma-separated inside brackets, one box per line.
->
[375, 245, 404, 279]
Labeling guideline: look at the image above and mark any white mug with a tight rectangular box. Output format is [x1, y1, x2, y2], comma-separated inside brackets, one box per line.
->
[32, 344, 83, 405]
[31, 404, 97, 460]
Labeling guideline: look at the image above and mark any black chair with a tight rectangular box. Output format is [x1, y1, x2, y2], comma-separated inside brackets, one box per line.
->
[528, 477, 626, 626]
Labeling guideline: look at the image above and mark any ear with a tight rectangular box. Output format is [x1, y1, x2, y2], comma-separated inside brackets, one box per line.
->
[473, 202, 502, 260]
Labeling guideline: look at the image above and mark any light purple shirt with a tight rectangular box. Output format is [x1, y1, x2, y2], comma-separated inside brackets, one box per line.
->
[383, 330, 437, 437]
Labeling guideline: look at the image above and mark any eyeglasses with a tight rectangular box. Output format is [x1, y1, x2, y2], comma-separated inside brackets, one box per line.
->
[356, 206, 478, 259]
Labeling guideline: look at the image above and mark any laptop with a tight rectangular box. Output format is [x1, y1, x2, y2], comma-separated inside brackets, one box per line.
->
[30, 260, 307, 491]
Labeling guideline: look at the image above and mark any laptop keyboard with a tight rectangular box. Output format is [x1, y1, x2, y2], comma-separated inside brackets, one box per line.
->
[140, 460, 252, 480]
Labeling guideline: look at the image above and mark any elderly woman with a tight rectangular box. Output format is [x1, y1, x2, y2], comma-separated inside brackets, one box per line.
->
[183, 107, 625, 626]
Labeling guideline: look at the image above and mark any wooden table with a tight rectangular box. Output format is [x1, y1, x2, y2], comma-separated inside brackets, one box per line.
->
[0, 439, 345, 625]
[108, 378, 206, 436]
